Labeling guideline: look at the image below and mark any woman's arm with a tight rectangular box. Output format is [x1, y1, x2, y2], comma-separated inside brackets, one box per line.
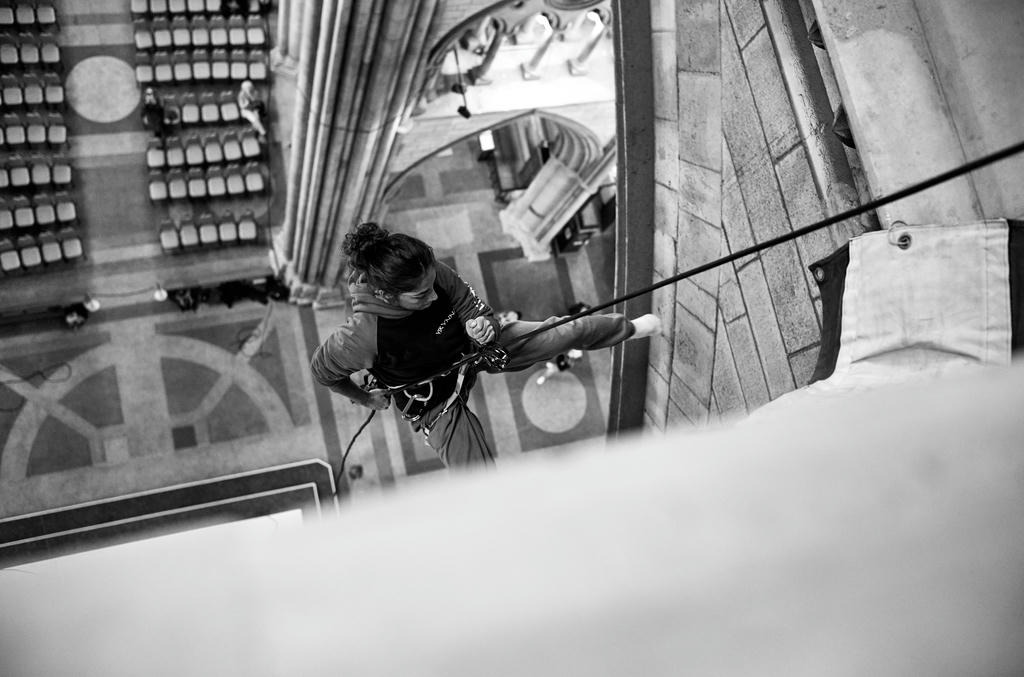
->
[434, 263, 500, 343]
[310, 318, 378, 403]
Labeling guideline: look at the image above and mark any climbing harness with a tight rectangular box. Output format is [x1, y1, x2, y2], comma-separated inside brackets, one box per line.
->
[335, 137, 1024, 493]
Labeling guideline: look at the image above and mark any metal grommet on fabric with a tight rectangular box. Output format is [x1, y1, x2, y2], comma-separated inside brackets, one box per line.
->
[886, 222, 912, 250]
[813, 266, 826, 283]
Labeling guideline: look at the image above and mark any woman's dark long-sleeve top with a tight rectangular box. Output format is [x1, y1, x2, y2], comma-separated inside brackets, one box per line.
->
[310, 262, 499, 405]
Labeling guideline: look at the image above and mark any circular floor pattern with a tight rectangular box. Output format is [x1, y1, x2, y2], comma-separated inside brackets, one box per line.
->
[521, 369, 587, 433]
[66, 56, 141, 124]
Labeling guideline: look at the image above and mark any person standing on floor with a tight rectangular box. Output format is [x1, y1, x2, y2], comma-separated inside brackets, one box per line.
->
[535, 348, 583, 385]
[310, 222, 661, 468]
[141, 87, 167, 140]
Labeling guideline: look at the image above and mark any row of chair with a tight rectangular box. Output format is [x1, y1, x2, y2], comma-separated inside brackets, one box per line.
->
[0, 227, 83, 275]
[0, 192, 77, 231]
[0, 3, 56, 32]
[1, 110, 65, 148]
[134, 15, 267, 51]
[159, 88, 241, 126]
[148, 161, 266, 201]
[134, 47, 267, 85]
[131, 0, 267, 18]
[0, 71, 63, 108]
[0, 30, 59, 69]
[147, 129, 261, 170]
[1, 155, 71, 190]
[159, 209, 260, 251]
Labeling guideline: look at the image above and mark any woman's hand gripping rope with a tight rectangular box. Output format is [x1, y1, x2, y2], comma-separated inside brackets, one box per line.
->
[465, 316, 495, 345]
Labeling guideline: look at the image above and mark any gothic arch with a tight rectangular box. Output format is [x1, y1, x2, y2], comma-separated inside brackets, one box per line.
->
[381, 109, 603, 204]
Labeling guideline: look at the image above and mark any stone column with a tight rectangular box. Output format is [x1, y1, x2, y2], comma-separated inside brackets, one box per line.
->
[607, 0, 655, 436]
[286, 0, 305, 64]
[275, 0, 442, 304]
[809, 0, 1024, 225]
[520, 15, 556, 80]
[468, 22, 504, 85]
[567, 13, 608, 76]
[272, 0, 305, 69]
[275, 0, 290, 57]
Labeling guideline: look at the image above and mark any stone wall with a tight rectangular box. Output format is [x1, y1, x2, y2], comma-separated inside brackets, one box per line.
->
[637, 0, 1024, 430]
[643, 0, 868, 429]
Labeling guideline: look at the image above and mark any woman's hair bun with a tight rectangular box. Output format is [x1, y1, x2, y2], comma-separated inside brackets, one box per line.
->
[343, 222, 389, 260]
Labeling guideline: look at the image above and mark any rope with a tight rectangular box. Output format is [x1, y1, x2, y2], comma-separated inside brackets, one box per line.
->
[336, 137, 1024, 492]
[390, 136, 1024, 390]
[335, 409, 376, 492]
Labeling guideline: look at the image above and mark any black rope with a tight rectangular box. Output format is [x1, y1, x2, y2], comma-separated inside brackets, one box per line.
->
[337, 137, 1024, 484]
[390, 137, 1024, 390]
[335, 409, 375, 493]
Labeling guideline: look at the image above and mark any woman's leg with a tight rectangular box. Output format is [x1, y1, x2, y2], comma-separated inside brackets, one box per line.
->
[412, 371, 495, 468]
[498, 314, 635, 372]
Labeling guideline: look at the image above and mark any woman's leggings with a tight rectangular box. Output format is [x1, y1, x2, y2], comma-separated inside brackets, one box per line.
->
[418, 313, 635, 467]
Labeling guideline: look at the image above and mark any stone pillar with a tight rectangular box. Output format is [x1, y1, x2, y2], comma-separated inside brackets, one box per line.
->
[276, 0, 440, 303]
[607, 0, 655, 436]
[275, 0, 290, 57]
[286, 0, 305, 63]
[567, 13, 608, 76]
[520, 15, 556, 80]
[275, 0, 442, 303]
[468, 23, 504, 85]
[809, 0, 1024, 225]
[272, 0, 306, 69]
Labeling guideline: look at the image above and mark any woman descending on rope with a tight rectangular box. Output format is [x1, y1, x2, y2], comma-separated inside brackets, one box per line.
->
[310, 222, 661, 468]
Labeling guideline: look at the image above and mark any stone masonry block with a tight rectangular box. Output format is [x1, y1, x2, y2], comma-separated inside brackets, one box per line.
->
[724, 315, 771, 409]
[676, 278, 717, 332]
[654, 227, 677, 279]
[712, 309, 748, 417]
[789, 343, 820, 389]
[652, 31, 678, 121]
[654, 117, 679, 192]
[676, 211, 723, 293]
[650, 0, 676, 32]
[734, 153, 791, 243]
[721, 141, 759, 266]
[775, 146, 840, 296]
[677, 0, 720, 74]
[723, 25, 794, 246]
[649, 333, 674, 382]
[645, 365, 670, 430]
[759, 241, 821, 352]
[671, 305, 715, 402]
[678, 159, 722, 230]
[652, 281, 678, 334]
[655, 181, 679, 239]
[666, 398, 694, 426]
[677, 71, 722, 171]
[743, 30, 801, 160]
[707, 392, 721, 424]
[735, 258, 795, 398]
[718, 262, 745, 322]
[650, 283, 677, 379]
[668, 373, 709, 425]
[724, 0, 764, 49]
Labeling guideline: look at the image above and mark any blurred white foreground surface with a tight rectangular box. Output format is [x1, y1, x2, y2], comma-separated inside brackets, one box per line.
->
[1, 362, 1023, 676]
